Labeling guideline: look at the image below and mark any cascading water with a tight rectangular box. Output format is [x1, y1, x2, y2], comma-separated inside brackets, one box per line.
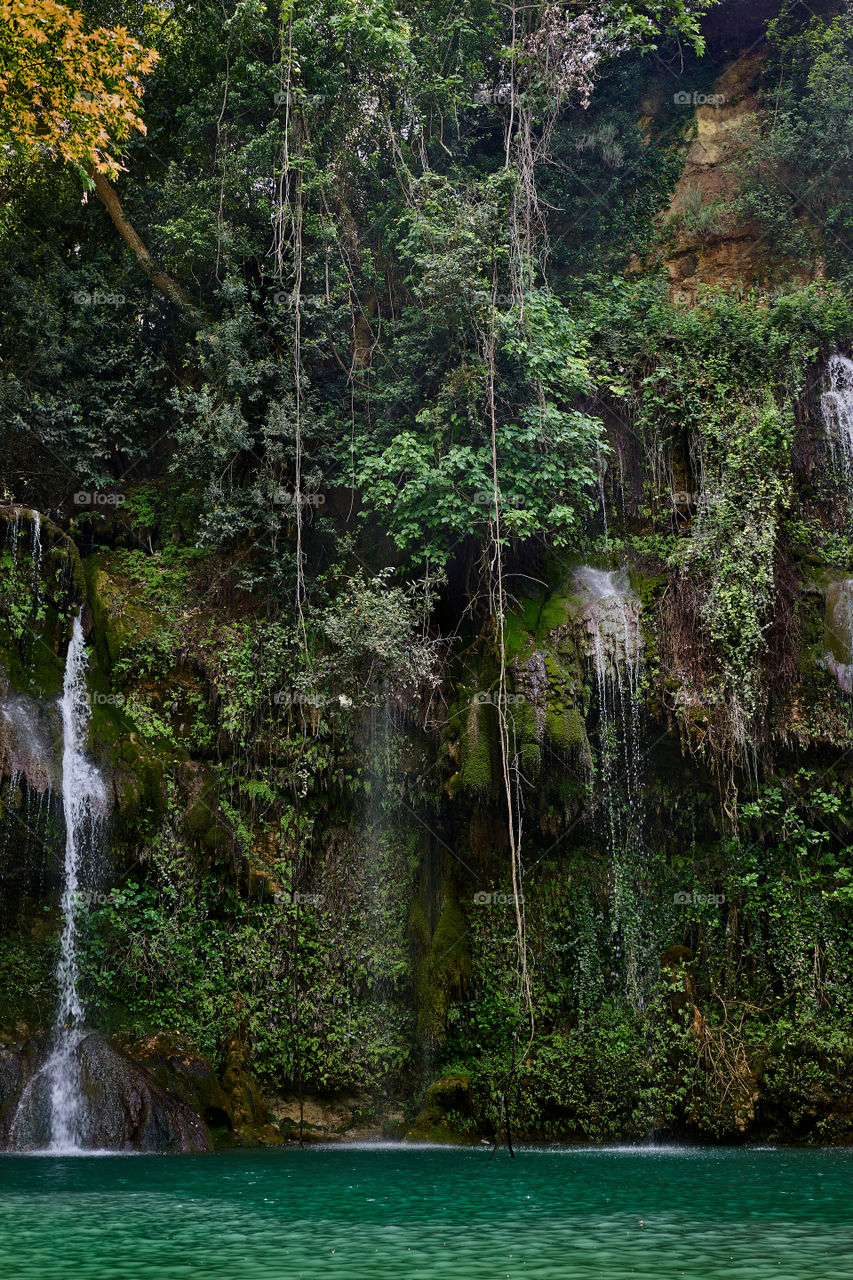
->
[574, 567, 643, 811]
[6, 508, 20, 562]
[0, 693, 60, 921]
[824, 578, 853, 696]
[821, 353, 853, 484]
[9, 610, 106, 1152]
[31, 511, 42, 610]
[50, 611, 107, 1149]
[573, 567, 646, 1004]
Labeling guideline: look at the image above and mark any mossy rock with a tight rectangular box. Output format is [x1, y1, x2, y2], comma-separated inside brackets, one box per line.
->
[511, 699, 539, 743]
[459, 699, 495, 792]
[276, 1117, 327, 1143]
[0, 511, 85, 696]
[545, 704, 588, 753]
[414, 894, 471, 1046]
[86, 554, 162, 671]
[519, 741, 541, 777]
[220, 1035, 284, 1146]
[184, 772, 220, 838]
[405, 1073, 475, 1144]
[122, 1032, 234, 1131]
[408, 900, 431, 953]
[114, 750, 167, 825]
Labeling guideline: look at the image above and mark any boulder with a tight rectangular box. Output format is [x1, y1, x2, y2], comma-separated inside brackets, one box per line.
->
[405, 1073, 475, 1144]
[220, 1035, 283, 1145]
[124, 1033, 233, 1131]
[0, 1031, 211, 1152]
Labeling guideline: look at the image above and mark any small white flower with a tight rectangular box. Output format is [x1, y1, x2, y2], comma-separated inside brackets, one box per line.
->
[338, 694, 352, 708]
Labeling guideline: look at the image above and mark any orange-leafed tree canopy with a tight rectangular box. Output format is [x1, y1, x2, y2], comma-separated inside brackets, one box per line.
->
[0, 0, 158, 177]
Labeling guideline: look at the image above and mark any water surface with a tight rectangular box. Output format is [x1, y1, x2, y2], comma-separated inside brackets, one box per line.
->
[1, 1144, 852, 1279]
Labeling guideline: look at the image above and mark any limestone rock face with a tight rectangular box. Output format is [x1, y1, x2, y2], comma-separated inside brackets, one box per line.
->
[824, 578, 853, 695]
[663, 54, 772, 299]
[219, 1036, 283, 1145]
[0, 1032, 211, 1152]
[0, 680, 61, 796]
[631, 50, 819, 301]
[405, 1073, 475, 1144]
[124, 1033, 234, 1131]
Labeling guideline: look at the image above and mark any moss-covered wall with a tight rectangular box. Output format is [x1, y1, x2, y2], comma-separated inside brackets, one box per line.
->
[4, 29, 853, 1146]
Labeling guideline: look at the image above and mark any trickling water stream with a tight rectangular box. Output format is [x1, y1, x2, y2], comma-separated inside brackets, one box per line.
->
[821, 353, 853, 484]
[50, 611, 107, 1150]
[574, 567, 643, 811]
[30, 511, 42, 611]
[824, 578, 853, 696]
[573, 567, 646, 1003]
[9, 611, 106, 1152]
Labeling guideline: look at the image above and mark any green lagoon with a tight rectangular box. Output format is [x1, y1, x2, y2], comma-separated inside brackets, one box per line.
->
[2, 1146, 852, 1280]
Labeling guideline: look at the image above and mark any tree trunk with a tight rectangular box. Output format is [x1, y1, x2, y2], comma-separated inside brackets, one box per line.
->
[86, 166, 197, 315]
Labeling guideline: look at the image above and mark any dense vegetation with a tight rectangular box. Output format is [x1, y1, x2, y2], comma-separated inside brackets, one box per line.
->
[2, 0, 853, 1144]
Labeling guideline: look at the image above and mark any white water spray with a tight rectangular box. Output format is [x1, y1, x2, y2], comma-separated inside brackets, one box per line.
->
[9, 610, 106, 1152]
[824, 578, 853, 696]
[573, 567, 645, 1003]
[821, 354, 853, 484]
[49, 612, 106, 1149]
[31, 511, 43, 611]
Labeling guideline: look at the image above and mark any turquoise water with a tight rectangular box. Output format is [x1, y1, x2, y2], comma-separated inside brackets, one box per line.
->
[1, 1144, 853, 1279]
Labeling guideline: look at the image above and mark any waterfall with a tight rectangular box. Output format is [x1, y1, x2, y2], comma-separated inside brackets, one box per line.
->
[6, 508, 20, 564]
[31, 511, 42, 611]
[573, 567, 645, 1003]
[824, 578, 853, 696]
[821, 354, 853, 484]
[50, 611, 107, 1149]
[595, 449, 609, 538]
[574, 567, 643, 800]
[9, 610, 106, 1152]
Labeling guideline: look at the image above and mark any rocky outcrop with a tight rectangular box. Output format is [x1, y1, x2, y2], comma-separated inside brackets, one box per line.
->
[0, 1032, 211, 1152]
[123, 1033, 234, 1131]
[634, 49, 818, 301]
[219, 1036, 283, 1145]
[662, 54, 772, 300]
[0, 680, 61, 796]
[405, 1073, 476, 1144]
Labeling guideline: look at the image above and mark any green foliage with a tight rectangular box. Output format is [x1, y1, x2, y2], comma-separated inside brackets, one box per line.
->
[735, 0, 853, 279]
[0, 927, 56, 1024]
[581, 278, 853, 745]
[76, 800, 417, 1091]
[353, 175, 604, 567]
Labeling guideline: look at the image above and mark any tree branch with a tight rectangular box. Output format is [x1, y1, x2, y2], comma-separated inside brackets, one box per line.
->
[86, 165, 198, 316]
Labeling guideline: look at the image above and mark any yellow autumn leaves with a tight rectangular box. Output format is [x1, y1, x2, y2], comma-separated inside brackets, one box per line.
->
[0, 0, 158, 176]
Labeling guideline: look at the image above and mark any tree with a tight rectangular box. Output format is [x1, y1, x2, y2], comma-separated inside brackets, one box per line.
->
[0, 0, 157, 177]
